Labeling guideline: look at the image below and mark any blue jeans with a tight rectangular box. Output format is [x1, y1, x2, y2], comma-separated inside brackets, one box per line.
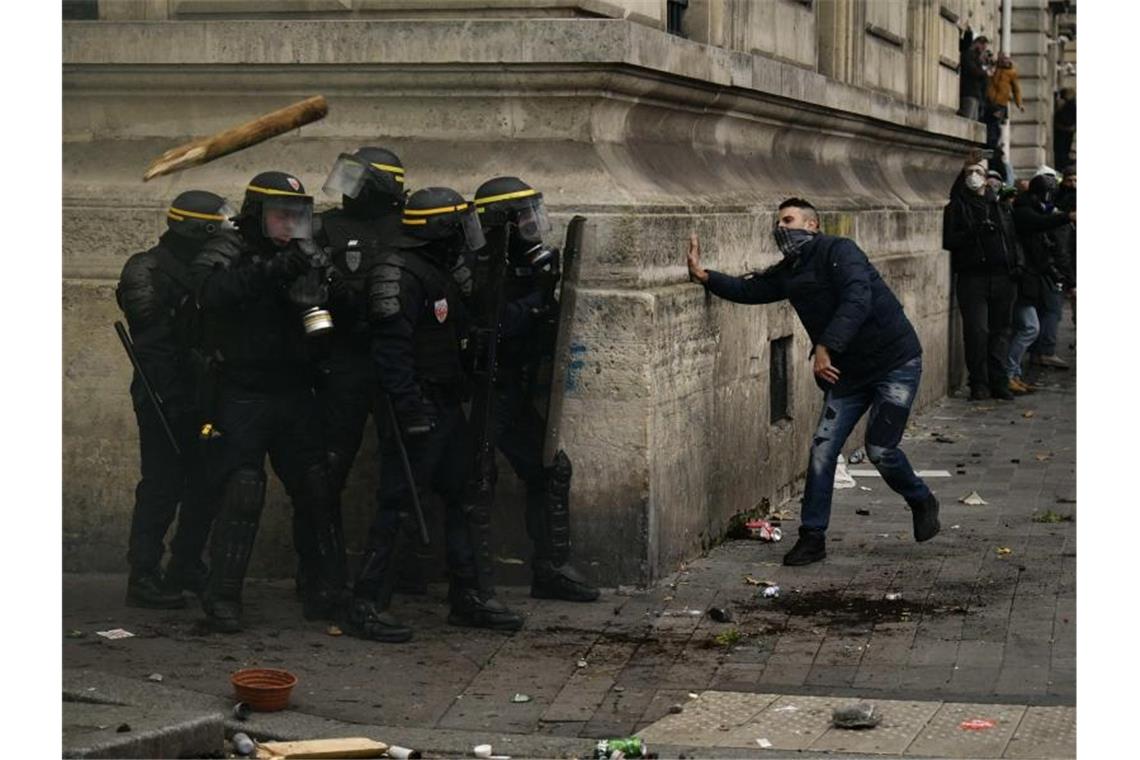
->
[1030, 286, 1063, 356]
[800, 356, 932, 534]
[1006, 302, 1040, 379]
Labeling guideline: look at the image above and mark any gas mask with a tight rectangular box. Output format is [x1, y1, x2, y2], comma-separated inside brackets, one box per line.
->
[285, 239, 334, 337]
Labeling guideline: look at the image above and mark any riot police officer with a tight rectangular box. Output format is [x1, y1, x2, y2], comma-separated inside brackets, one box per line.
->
[342, 187, 524, 642]
[117, 190, 235, 608]
[191, 171, 347, 633]
[290, 148, 407, 595]
[471, 177, 599, 602]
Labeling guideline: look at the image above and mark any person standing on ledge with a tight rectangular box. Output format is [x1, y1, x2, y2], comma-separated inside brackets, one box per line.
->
[685, 198, 940, 566]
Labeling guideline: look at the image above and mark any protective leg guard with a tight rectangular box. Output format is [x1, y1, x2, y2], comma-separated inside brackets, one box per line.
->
[449, 498, 523, 631]
[297, 462, 348, 621]
[530, 450, 599, 602]
[203, 467, 266, 633]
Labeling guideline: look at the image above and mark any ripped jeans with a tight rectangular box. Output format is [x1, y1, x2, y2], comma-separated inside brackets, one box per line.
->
[800, 356, 931, 534]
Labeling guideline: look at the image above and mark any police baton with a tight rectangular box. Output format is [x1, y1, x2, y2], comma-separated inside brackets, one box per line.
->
[381, 393, 430, 546]
[113, 321, 182, 457]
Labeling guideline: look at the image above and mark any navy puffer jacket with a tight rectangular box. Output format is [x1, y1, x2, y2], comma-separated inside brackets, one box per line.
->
[704, 234, 922, 396]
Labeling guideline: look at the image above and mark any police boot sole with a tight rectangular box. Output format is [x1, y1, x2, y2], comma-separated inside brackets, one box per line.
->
[125, 591, 187, 610]
[447, 612, 524, 632]
[530, 581, 601, 603]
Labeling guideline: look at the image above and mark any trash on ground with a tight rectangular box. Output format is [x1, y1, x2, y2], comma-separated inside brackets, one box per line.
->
[707, 606, 734, 623]
[662, 608, 704, 617]
[848, 448, 866, 464]
[877, 533, 891, 538]
[960, 718, 998, 730]
[833, 455, 857, 489]
[615, 585, 638, 596]
[1010, 458, 1021, 464]
[327, 625, 343, 636]
[773, 704, 799, 713]
[832, 702, 881, 729]
[951, 524, 961, 530]
[855, 508, 871, 516]
[256, 737, 389, 758]
[688, 692, 700, 699]
[233, 701, 252, 721]
[959, 491, 988, 506]
[577, 659, 588, 668]
[761, 585, 780, 599]
[756, 738, 773, 748]
[669, 704, 683, 714]
[933, 434, 956, 444]
[859, 486, 872, 491]
[474, 745, 493, 759]
[147, 673, 163, 682]
[95, 628, 135, 640]
[1032, 510, 1074, 524]
[1034, 451, 1053, 461]
[66, 629, 85, 639]
[387, 747, 422, 760]
[885, 593, 902, 601]
[1056, 496, 1077, 504]
[996, 547, 1012, 556]
[769, 509, 795, 521]
[593, 737, 647, 759]
[231, 732, 254, 756]
[744, 519, 782, 542]
[1022, 410, 1036, 418]
[495, 556, 526, 565]
[510, 693, 532, 703]
[116, 723, 131, 733]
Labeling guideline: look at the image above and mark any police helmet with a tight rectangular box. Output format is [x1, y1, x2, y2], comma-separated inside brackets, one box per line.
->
[166, 190, 236, 241]
[242, 171, 313, 241]
[401, 187, 485, 251]
[473, 176, 551, 242]
[322, 146, 405, 201]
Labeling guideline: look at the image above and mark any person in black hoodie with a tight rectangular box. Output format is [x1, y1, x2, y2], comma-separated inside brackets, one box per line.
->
[687, 198, 940, 567]
[1011, 174, 1076, 374]
[942, 157, 1021, 401]
[116, 190, 235, 608]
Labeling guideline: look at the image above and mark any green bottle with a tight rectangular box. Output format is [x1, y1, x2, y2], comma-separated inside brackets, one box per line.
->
[594, 737, 647, 759]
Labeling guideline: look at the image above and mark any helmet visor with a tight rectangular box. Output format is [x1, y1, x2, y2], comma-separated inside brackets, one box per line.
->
[459, 204, 486, 251]
[262, 196, 313, 241]
[514, 198, 551, 242]
[321, 154, 369, 199]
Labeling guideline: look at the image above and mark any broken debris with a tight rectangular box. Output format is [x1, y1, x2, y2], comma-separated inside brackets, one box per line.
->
[707, 607, 734, 623]
[832, 702, 881, 729]
[95, 628, 135, 640]
[960, 718, 998, 730]
[510, 693, 532, 703]
[959, 491, 988, 506]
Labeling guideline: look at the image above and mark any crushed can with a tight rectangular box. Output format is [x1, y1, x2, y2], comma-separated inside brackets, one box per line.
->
[744, 519, 782, 542]
[594, 737, 647, 759]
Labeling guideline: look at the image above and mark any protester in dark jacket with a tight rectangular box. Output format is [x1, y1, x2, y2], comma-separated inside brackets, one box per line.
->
[686, 198, 939, 569]
[959, 30, 990, 122]
[1013, 175, 1076, 370]
[942, 157, 1021, 400]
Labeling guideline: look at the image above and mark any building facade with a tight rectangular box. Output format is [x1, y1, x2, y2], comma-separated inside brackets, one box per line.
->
[63, 0, 1063, 585]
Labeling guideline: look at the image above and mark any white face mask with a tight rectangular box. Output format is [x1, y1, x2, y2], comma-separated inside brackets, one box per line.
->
[964, 173, 986, 193]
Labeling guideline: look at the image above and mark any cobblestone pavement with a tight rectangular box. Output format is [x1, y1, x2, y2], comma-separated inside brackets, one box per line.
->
[62, 324, 1076, 758]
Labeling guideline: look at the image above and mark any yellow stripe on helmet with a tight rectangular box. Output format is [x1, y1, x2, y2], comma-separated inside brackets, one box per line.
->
[245, 184, 308, 198]
[473, 188, 539, 206]
[370, 162, 405, 176]
[168, 206, 226, 222]
[401, 218, 428, 226]
[403, 203, 469, 217]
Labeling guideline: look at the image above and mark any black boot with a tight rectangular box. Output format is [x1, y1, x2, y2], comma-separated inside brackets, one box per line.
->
[203, 597, 243, 634]
[783, 528, 827, 566]
[531, 560, 600, 602]
[341, 596, 413, 643]
[448, 586, 524, 631]
[909, 494, 941, 542]
[126, 569, 187, 609]
[968, 386, 990, 401]
[202, 468, 265, 634]
[989, 384, 1015, 401]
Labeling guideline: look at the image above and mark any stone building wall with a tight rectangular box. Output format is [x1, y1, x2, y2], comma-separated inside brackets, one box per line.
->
[64, 2, 987, 584]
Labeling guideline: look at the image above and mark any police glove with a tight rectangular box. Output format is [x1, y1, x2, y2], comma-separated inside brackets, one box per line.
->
[264, 245, 310, 280]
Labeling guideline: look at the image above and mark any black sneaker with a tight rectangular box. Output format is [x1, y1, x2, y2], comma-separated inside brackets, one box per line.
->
[909, 494, 941, 542]
[341, 597, 413, 643]
[448, 589, 524, 631]
[531, 561, 600, 602]
[783, 530, 826, 566]
[990, 385, 1015, 401]
[126, 570, 187, 609]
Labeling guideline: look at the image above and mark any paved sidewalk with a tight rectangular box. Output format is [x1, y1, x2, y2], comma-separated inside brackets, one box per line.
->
[62, 325, 1076, 758]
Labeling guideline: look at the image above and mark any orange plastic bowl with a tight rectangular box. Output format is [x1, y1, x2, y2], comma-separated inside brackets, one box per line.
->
[230, 668, 298, 712]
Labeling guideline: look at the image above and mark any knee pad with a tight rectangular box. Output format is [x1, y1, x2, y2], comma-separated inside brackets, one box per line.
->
[222, 467, 266, 517]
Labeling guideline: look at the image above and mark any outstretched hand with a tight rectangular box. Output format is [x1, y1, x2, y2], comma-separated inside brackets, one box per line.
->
[687, 232, 709, 284]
